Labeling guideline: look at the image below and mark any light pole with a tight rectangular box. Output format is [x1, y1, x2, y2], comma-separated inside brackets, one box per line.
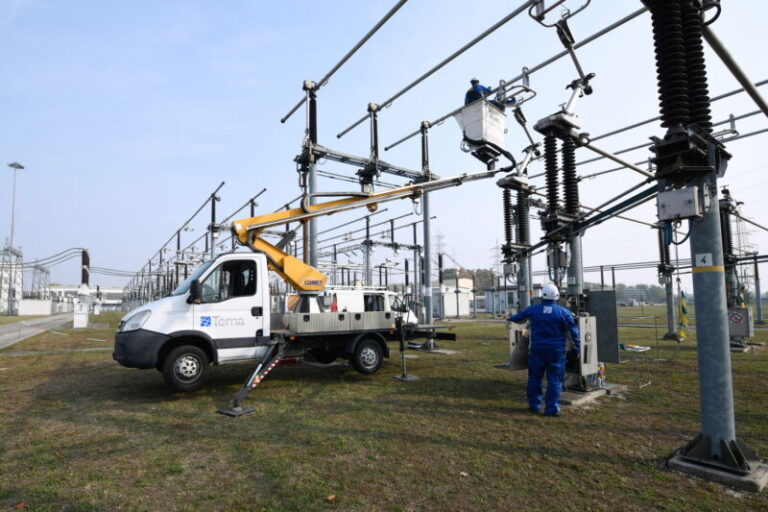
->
[6, 162, 24, 315]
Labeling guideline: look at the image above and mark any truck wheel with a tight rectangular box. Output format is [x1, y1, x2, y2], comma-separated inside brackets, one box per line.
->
[161, 345, 209, 392]
[351, 339, 383, 374]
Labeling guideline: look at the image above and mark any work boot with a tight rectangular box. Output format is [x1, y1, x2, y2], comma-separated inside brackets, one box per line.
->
[543, 411, 561, 417]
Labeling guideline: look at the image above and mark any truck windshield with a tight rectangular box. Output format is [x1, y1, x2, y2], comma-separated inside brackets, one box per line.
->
[170, 260, 215, 296]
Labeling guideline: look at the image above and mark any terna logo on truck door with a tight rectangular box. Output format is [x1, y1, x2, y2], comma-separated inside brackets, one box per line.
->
[200, 315, 245, 327]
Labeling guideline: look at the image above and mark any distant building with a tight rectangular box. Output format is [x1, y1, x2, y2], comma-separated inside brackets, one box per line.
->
[50, 285, 124, 312]
[482, 283, 543, 315]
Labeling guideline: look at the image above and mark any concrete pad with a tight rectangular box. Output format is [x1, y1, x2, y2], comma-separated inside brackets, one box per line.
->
[560, 388, 608, 406]
[603, 383, 628, 396]
[419, 348, 458, 355]
[668, 454, 768, 493]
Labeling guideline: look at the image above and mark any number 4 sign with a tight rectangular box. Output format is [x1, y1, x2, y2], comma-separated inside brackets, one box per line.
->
[695, 253, 713, 267]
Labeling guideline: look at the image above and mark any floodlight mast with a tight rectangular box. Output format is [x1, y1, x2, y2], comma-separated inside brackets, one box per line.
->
[231, 167, 512, 292]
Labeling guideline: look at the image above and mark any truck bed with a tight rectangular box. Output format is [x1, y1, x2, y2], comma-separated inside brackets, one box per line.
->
[270, 312, 455, 340]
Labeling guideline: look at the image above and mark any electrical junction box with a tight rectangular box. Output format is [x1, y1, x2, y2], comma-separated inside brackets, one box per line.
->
[503, 262, 517, 277]
[728, 307, 754, 337]
[657, 186, 702, 221]
[573, 315, 600, 377]
[546, 245, 569, 269]
[455, 100, 506, 149]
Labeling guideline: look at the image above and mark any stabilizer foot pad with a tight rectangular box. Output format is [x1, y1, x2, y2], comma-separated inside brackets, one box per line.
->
[217, 406, 255, 417]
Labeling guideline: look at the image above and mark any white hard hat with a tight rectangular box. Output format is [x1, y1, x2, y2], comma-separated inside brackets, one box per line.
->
[470, 77, 479, 83]
[542, 283, 560, 301]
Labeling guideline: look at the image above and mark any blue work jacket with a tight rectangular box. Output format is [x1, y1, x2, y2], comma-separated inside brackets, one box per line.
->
[508, 300, 580, 351]
[465, 84, 493, 105]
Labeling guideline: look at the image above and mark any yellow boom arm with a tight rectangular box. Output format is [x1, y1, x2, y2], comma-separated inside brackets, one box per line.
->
[231, 167, 510, 291]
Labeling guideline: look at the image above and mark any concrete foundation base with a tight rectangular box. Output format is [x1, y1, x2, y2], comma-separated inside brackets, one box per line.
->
[424, 349, 458, 355]
[668, 454, 768, 492]
[560, 383, 627, 406]
[560, 388, 607, 406]
[603, 382, 628, 395]
[730, 345, 752, 353]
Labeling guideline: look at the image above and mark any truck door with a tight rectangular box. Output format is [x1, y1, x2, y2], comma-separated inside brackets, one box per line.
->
[194, 258, 265, 362]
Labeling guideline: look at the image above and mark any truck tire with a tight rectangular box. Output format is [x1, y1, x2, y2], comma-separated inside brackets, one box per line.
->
[351, 338, 383, 374]
[161, 345, 209, 392]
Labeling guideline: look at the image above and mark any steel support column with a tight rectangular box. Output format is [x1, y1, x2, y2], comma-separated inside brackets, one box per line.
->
[567, 234, 583, 298]
[421, 122, 434, 336]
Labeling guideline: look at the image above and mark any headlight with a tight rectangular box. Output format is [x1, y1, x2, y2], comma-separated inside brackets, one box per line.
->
[120, 310, 151, 332]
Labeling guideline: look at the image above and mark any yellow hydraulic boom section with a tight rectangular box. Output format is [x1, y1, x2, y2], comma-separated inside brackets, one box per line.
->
[231, 167, 513, 291]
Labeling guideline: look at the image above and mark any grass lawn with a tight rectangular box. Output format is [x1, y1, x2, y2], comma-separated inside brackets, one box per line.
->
[1, 314, 767, 511]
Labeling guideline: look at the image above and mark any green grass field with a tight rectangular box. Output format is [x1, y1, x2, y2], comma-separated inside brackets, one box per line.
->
[1, 313, 766, 511]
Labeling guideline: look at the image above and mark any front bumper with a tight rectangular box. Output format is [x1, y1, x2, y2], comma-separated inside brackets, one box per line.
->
[113, 329, 169, 369]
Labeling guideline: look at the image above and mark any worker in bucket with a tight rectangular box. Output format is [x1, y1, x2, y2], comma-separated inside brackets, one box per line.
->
[508, 283, 580, 417]
[464, 77, 517, 109]
[465, 77, 493, 105]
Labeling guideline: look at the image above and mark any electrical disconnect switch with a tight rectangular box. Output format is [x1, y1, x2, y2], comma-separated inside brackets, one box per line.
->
[657, 186, 702, 221]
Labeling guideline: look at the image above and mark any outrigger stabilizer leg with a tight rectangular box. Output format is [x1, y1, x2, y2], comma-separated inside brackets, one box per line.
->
[217, 342, 283, 417]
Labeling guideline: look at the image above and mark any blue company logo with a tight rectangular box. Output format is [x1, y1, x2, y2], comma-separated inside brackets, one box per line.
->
[200, 316, 211, 327]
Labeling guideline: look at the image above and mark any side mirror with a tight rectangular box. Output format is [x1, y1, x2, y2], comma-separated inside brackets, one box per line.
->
[188, 279, 202, 304]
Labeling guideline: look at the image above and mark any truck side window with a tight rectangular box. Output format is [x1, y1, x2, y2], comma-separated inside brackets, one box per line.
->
[389, 295, 405, 313]
[364, 294, 385, 312]
[200, 260, 257, 303]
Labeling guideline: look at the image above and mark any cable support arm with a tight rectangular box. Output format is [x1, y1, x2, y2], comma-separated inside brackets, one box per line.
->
[311, 143, 428, 180]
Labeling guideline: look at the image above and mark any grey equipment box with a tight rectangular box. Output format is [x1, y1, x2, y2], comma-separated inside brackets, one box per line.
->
[657, 186, 702, 221]
[728, 307, 754, 337]
[583, 289, 620, 364]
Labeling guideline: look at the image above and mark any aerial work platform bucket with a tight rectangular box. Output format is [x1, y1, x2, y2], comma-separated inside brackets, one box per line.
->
[455, 100, 507, 149]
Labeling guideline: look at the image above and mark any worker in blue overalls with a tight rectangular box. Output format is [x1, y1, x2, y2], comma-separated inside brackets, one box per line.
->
[508, 283, 580, 417]
[464, 77, 517, 109]
[465, 77, 493, 105]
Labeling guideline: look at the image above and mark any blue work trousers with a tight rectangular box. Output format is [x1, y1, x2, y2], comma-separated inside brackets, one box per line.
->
[527, 346, 566, 415]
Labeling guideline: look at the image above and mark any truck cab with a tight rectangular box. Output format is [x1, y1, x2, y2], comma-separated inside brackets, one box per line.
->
[114, 252, 273, 390]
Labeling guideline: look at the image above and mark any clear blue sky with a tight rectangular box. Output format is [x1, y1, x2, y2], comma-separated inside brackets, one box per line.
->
[1, 1, 766, 292]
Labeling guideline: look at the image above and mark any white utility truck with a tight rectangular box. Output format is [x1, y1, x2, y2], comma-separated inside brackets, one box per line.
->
[113, 252, 428, 390]
[114, 166, 516, 415]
